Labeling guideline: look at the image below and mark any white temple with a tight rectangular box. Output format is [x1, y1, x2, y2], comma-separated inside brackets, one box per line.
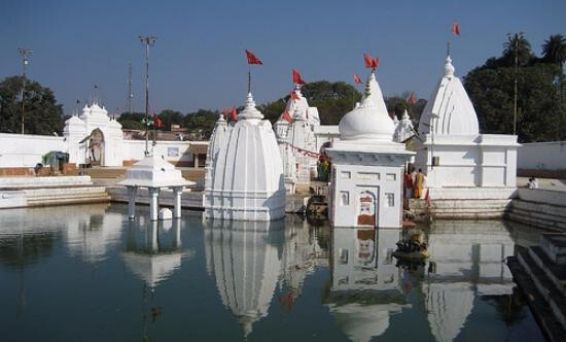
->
[273, 85, 321, 189]
[393, 110, 415, 143]
[204, 93, 286, 221]
[414, 56, 519, 200]
[326, 72, 414, 228]
[64, 103, 124, 167]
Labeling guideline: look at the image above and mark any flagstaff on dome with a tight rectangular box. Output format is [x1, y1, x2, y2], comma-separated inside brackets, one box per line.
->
[244, 49, 263, 94]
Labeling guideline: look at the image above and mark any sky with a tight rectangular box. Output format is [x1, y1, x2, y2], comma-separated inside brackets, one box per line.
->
[1, 0, 565, 116]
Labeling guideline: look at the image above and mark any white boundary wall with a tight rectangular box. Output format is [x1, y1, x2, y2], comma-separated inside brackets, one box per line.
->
[518, 141, 566, 170]
[0, 133, 66, 167]
[0, 133, 194, 167]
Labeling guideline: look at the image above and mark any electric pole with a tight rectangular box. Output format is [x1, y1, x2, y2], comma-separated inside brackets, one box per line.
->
[18, 48, 32, 134]
[139, 36, 157, 156]
[128, 62, 133, 115]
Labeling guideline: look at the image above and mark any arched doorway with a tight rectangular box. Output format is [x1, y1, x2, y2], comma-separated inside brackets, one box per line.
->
[88, 129, 105, 166]
[357, 190, 377, 226]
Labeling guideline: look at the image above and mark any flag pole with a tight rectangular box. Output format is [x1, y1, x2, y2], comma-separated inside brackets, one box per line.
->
[248, 64, 251, 94]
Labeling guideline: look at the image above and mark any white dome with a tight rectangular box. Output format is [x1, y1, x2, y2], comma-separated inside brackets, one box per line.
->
[339, 97, 395, 142]
[418, 56, 480, 135]
[338, 72, 395, 141]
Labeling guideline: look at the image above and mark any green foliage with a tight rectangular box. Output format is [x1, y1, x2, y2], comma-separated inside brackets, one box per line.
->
[384, 94, 426, 124]
[158, 109, 183, 130]
[464, 33, 566, 142]
[260, 81, 361, 125]
[0, 76, 63, 134]
[117, 112, 145, 130]
[183, 109, 219, 139]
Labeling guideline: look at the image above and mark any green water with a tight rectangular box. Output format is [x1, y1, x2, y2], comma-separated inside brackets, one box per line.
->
[0, 204, 545, 341]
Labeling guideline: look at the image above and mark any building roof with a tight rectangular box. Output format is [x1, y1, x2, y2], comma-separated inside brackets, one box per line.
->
[418, 56, 480, 136]
[338, 72, 395, 142]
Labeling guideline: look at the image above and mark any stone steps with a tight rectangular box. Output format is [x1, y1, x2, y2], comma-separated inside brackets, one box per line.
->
[24, 186, 110, 207]
[508, 255, 566, 342]
[506, 199, 566, 232]
[409, 199, 510, 219]
[517, 251, 566, 334]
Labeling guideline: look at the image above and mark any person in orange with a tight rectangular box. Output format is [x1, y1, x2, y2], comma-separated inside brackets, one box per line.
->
[413, 169, 425, 199]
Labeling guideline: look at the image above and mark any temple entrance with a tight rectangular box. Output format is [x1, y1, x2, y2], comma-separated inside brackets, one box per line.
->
[357, 189, 378, 226]
[88, 129, 105, 166]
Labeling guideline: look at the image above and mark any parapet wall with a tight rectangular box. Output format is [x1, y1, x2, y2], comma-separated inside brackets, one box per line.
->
[518, 141, 566, 171]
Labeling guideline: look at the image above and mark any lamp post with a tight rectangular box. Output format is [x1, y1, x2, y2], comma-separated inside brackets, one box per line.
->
[139, 36, 157, 157]
[18, 48, 32, 134]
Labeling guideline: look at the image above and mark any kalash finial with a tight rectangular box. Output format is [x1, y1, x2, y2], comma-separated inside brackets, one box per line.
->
[444, 55, 455, 78]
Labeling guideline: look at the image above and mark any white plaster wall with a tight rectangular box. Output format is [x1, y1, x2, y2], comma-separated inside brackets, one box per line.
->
[518, 141, 566, 170]
[0, 133, 66, 167]
[330, 164, 403, 228]
[0, 133, 194, 168]
[119, 140, 193, 164]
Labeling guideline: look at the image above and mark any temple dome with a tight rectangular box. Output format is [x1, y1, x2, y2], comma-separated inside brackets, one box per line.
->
[338, 72, 395, 142]
[204, 93, 286, 221]
[418, 56, 479, 135]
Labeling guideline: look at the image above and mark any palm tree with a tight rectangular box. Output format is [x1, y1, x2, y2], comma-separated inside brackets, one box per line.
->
[542, 34, 566, 69]
[503, 33, 533, 67]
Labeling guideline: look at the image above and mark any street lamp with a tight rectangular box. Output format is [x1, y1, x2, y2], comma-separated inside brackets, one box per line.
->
[139, 36, 157, 157]
[18, 48, 32, 134]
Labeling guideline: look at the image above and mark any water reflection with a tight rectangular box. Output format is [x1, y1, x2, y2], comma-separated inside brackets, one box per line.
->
[204, 217, 329, 338]
[424, 220, 516, 342]
[204, 220, 285, 338]
[325, 227, 407, 342]
[122, 219, 189, 289]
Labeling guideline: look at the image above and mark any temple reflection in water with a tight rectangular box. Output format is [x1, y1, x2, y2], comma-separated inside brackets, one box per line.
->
[0, 205, 543, 341]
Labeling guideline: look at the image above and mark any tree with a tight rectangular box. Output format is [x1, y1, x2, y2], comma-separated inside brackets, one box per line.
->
[502, 33, 533, 67]
[0, 76, 63, 135]
[542, 34, 566, 68]
[464, 34, 565, 142]
[384, 93, 427, 125]
[183, 109, 219, 139]
[158, 109, 183, 130]
[117, 112, 145, 130]
[260, 81, 361, 125]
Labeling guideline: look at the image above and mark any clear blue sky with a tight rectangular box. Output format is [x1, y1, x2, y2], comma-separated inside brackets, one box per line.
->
[1, 0, 564, 116]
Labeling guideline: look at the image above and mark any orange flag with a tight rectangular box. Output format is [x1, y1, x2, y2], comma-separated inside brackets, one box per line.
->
[451, 21, 461, 36]
[245, 49, 263, 65]
[353, 73, 363, 85]
[281, 111, 293, 123]
[363, 53, 379, 69]
[292, 69, 306, 85]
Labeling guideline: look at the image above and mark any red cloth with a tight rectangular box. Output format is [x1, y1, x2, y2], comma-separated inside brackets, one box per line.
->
[245, 49, 263, 65]
[292, 69, 306, 85]
[353, 73, 363, 85]
[363, 53, 379, 69]
[451, 21, 461, 36]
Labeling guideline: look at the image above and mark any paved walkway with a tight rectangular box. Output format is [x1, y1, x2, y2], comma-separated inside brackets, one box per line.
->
[517, 177, 566, 192]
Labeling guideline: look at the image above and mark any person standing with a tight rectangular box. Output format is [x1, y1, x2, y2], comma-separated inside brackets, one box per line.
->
[414, 169, 425, 199]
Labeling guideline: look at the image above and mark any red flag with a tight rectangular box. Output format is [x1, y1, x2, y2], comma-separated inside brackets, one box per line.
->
[353, 73, 363, 85]
[451, 21, 461, 36]
[407, 93, 417, 105]
[292, 69, 306, 85]
[281, 111, 293, 123]
[290, 91, 300, 101]
[153, 115, 163, 129]
[245, 49, 263, 65]
[363, 53, 379, 69]
[230, 107, 237, 121]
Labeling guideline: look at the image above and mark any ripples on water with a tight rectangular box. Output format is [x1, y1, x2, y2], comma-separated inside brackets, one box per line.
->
[0, 204, 545, 341]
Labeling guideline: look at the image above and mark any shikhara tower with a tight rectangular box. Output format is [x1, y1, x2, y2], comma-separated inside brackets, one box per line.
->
[204, 93, 286, 221]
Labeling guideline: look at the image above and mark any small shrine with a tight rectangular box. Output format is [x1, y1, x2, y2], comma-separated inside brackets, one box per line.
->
[326, 71, 414, 228]
[119, 154, 194, 221]
[414, 55, 519, 200]
[204, 93, 286, 221]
